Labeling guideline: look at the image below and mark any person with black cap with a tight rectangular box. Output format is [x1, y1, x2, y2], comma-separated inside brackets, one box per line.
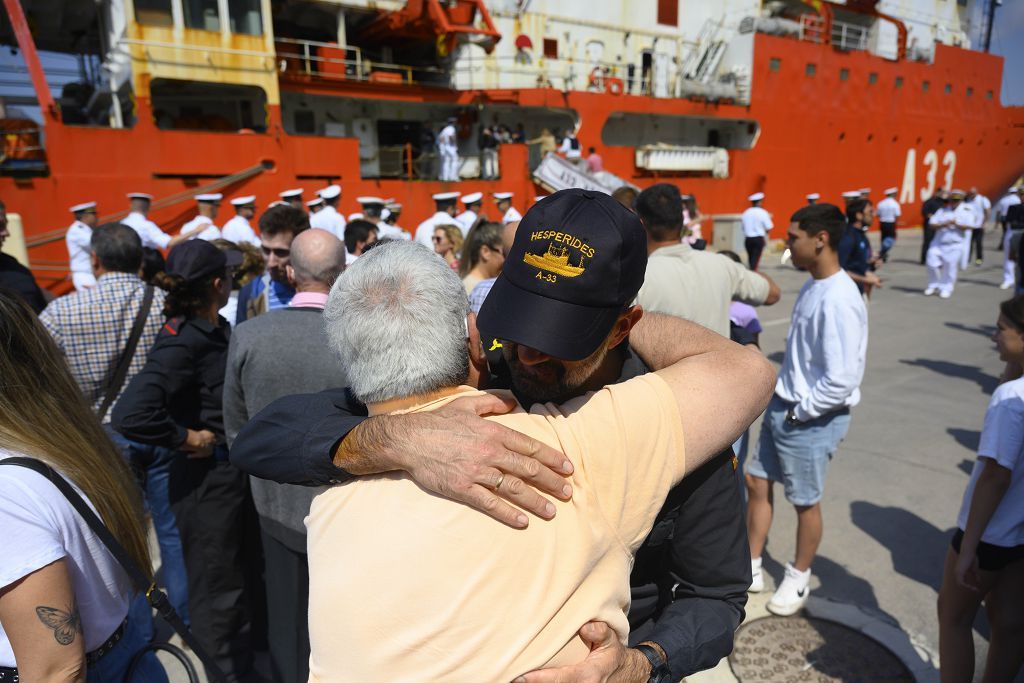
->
[232, 189, 776, 682]
[112, 240, 260, 682]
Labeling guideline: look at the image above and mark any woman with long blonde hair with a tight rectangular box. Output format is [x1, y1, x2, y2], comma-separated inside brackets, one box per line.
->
[0, 290, 163, 681]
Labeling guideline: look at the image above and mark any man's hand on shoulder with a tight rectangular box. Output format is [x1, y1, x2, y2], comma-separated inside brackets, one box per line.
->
[338, 393, 574, 529]
[513, 622, 652, 683]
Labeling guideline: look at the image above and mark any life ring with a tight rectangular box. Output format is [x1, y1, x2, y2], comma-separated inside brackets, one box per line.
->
[588, 67, 604, 89]
[606, 78, 624, 96]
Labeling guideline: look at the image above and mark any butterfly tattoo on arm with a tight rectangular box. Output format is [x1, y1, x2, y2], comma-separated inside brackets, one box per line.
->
[35, 603, 82, 645]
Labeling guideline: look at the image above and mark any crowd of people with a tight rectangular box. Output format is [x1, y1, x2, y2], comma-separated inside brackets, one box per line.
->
[0, 171, 1021, 683]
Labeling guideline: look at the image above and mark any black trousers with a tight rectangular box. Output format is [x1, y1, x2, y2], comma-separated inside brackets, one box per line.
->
[169, 456, 260, 681]
[262, 530, 310, 683]
[970, 228, 984, 262]
[744, 236, 766, 271]
[921, 226, 936, 264]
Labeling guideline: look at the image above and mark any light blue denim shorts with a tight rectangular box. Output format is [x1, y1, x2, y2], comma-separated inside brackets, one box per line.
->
[746, 394, 851, 506]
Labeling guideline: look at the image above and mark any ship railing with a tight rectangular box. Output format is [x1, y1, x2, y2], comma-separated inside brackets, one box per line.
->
[634, 145, 730, 178]
[275, 38, 447, 86]
[113, 38, 276, 72]
[831, 20, 869, 53]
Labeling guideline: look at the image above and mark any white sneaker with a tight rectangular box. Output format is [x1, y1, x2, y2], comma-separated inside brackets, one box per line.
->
[749, 558, 764, 593]
[767, 563, 810, 616]
[939, 290, 952, 299]
[923, 287, 937, 296]
[1001, 281, 1014, 290]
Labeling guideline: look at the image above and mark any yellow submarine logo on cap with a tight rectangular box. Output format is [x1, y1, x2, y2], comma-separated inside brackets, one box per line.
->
[524, 230, 595, 279]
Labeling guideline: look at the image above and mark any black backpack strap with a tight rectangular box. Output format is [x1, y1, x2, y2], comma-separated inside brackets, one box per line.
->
[0, 457, 227, 683]
[97, 284, 155, 422]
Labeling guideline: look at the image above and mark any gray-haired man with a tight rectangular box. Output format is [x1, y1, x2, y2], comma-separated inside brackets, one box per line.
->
[222, 228, 347, 683]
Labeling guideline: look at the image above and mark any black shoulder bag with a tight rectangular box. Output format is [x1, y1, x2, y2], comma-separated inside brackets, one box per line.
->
[0, 457, 227, 683]
[97, 284, 154, 423]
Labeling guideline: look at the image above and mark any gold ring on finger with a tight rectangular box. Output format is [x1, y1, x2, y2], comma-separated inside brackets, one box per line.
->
[494, 473, 505, 490]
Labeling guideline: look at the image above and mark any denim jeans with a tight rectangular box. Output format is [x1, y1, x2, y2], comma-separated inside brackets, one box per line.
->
[86, 602, 168, 683]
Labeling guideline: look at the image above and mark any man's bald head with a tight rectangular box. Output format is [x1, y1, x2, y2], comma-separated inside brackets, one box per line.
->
[288, 228, 346, 293]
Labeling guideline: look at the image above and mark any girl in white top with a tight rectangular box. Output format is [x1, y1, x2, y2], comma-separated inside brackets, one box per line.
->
[937, 295, 1024, 682]
[0, 293, 163, 681]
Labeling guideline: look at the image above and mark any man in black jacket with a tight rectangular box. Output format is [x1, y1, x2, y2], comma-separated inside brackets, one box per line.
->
[0, 201, 47, 313]
[921, 189, 947, 265]
[232, 192, 752, 681]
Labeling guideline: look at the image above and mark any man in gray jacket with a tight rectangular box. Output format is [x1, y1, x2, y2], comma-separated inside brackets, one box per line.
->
[223, 228, 348, 683]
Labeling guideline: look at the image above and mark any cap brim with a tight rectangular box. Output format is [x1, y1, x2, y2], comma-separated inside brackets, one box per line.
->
[477, 274, 621, 362]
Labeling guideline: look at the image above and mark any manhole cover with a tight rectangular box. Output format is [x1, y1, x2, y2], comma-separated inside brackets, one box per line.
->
[729, 616, 914, 682]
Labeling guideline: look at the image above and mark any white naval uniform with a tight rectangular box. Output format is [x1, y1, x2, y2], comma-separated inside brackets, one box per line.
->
[926, 205, 974, 296]
[122, 211, 171, 249]
[65, 220, 95, 290]
[415, 211, 457, 247]
[1000, 194, 1023, 287]
[740, 206, 772, 238]
[376, 223, 410, 241]
[310, 205, 347, 240]
[438, 124, 459, 181]
[502, 206, 523, 224]
[221, 215, 261, 247]
[180, 215, 221, 242]
[455, 210, 478, 236]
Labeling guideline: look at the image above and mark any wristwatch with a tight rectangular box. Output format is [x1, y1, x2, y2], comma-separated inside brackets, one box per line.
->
[785, 407, 802, 426]
[634, 643, 672, 683]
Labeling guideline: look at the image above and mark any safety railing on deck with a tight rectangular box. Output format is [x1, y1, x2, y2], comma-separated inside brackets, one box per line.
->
[275, 38, 447, 86]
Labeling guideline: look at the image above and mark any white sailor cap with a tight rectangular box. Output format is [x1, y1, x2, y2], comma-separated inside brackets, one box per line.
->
[306, 197, 324, 207]
[432, 191, 461, 202]
[267, 200, 286, 208]
[493, 192, 514, 201]
[883, 187, 898, 195]
[805, 193, 820, 200]
[279, 188, 304, 199]
[357, 196, 386, 206]
[196, 193, 223, 203]
[1011, 187, 1022, 194]
[231, 195, 256, 207]
[461, 192, 483, 204]
[841, 191, 861, 199]
[859, 187, 871, 194]
[386, 202, 403, 211]
[127, 192, 153, 201]
[747, 192, 764, 202]
[348, 212, 364, 221]
[69, 201, 97, 213]
[319, 185, 342, 200]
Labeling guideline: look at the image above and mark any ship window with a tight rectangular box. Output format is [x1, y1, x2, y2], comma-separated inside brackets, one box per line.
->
[805, 63, 816, 77]
[183, 0, 221, 31]
[769, 58, 781, 72]
[895, 76, 904, 88]
[601, 112, 759, 151]
[922, 80, 930, 92]
[987, 90, 993, 99]
[657, 0, 679, 27]
[945, 83, 952, 94]
[868, 72, 878, 85]
[966, 86, 974, 97]
[839, 68, 849, 81]
[228, 0, 262, 36]
[543, 38, 558, 59]
[294, 110, 315, 135]
[134, 0, 173, 27]
[150, 79, 267, 132]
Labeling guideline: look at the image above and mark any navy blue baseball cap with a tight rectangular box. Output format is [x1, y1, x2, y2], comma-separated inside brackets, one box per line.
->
[166, 240, 242, 282]
[477, 188, 647, 361]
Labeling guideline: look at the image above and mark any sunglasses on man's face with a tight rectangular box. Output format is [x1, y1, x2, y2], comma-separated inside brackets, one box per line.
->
[261, 246, 290, 258]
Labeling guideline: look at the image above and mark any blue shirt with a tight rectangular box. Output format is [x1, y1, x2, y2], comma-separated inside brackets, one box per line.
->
[838, 224, 871, 292]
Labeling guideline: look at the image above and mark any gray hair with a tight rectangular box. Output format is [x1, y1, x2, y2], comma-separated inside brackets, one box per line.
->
[324, 241, 469, 404]
[290, 228, 345, 287]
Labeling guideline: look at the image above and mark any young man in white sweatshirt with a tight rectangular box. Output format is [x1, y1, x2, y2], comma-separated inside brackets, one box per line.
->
[745, 203, 869, 616]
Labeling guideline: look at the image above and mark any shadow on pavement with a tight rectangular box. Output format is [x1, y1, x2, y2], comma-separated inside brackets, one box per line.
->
[947, 427, 981, 452]
[811, 555, 880, 611]
[888, 285, 926, 295]
[766, 350, 785, 365]
[944, 321, 997, 339]
[899, 358, 999, 394]
[957, 458, 975, 476]
[956, 277, 999, 288]
[850, 501, 951, 592]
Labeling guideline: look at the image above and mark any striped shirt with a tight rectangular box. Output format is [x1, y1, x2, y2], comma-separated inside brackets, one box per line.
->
[39, 272, 166, 422]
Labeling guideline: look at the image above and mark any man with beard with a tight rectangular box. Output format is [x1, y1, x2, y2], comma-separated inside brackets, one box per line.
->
[233, 189, 760, 681]
[236, 205, 309, 323]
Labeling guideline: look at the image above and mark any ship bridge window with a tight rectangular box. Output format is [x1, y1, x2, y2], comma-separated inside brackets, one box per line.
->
[839, 68, 849, 81]
[150, 80, 267, 132]
[229, 0, 262, 35]
[601, 112, 759, 151]
[987, 90, 994, 99]
[134, 0, 173, 27]
[805, 63, 816, 77]
[895, 76, 904, 88]
[543, 38, 558, 59]
[184, 0, 220, 31]
[868, 72, 878, 85]
[769, 58, 781, 72]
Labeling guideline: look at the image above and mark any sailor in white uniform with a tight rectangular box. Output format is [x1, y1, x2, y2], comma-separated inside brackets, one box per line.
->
[279, 188, 305, 211]
[456, 192, 483, 236]
[494, 192, 522, 224]
[806, 193, 820, 205]
[925, 190, 975, 299]
[876, 187, 902, 262]
[998, 187, 1022, 289]
[415, 192, 461, 247]
[841, 190, 861, 206]
[309, 185, 346, 239]
[66, 201, 98, 290]
[382, 201, 408, 239]
[307, 197, 325, 214]
[438, 117, 459, 181]
[221, 196, 261, 246]
[179, 194, 223, 242]
[121, 192, 172, 250]
[359, 196, 408, 241]
[740, 192, 772, 271]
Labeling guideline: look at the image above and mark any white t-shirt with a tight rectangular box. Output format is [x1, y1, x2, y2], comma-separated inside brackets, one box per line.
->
[876, 197, 901, 223]
[0, 453, 133, 666]
[956, 378, 1024, 547]
[775, 270, 868, 421]
[740, 206, 772, 238]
